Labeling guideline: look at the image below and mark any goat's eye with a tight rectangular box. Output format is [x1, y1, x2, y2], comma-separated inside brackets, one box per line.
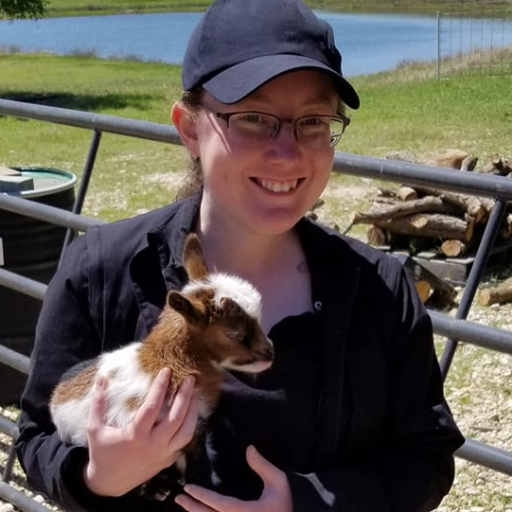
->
[227, 330, 241, 340]
[227, 330, 248, 345]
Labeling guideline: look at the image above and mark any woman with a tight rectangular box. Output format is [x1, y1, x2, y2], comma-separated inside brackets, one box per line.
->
[16, 0, 464, 511]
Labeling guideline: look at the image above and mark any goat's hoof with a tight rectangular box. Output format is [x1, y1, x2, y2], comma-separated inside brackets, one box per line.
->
[154, 490, 170, 501]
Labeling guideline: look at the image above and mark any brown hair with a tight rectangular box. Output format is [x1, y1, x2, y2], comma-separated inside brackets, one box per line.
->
[174, 88, 205, 201]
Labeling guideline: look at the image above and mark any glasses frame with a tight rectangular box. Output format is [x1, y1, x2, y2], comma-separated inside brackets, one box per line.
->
[210, 110, 350, 148]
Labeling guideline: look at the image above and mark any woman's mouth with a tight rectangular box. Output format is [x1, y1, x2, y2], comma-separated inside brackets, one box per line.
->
[255, 178, 300, 193]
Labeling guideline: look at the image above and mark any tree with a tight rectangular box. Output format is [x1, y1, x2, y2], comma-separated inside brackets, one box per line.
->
[0, 0, 47, 19]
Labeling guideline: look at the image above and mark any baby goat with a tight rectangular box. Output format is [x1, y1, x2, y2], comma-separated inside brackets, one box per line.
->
[49, 233, 274, 499]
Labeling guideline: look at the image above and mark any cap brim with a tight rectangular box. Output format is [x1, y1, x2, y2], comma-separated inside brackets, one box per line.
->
[202, 54, 360, 109]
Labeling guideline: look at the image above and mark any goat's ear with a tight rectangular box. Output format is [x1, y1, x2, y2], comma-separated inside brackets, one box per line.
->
[183, 234, 209, 281]
[167, 290, 203, 322]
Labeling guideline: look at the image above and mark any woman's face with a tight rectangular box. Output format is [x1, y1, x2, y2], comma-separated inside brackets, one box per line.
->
[183, 70, 340, 237]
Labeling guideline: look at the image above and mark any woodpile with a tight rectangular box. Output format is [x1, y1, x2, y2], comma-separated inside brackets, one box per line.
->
[344, 150, 512, 306]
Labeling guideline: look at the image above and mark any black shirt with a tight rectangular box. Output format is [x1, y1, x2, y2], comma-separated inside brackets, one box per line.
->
[208, 312, 322, 498]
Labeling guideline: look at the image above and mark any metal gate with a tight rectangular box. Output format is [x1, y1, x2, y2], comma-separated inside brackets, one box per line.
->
[1, 98, 512, 511]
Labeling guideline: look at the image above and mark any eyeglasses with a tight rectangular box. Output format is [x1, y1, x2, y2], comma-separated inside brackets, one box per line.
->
[207, 110, 350, 149]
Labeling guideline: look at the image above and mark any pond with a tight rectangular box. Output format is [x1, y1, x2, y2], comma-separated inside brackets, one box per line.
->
[1, 11, 512, 76]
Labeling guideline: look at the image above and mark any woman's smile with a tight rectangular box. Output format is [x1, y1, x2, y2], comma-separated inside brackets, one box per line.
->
[253, 178, 302, 194]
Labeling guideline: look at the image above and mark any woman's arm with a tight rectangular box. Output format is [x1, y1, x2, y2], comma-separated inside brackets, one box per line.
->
[287, 264, 464, 512]
[15, 235, 196, 511]
[15, 236, 112, 511]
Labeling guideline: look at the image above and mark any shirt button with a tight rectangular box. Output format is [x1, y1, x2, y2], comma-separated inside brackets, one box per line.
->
[314, 300, 323, 312]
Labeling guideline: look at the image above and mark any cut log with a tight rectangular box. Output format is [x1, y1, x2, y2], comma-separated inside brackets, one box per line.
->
[397, 186, 418, 201]
[478, 277, 512, 306]
[413, 186, 493, 224]
[426, 149, 470, 169]
[440, 239, 471, 258]
[351, 196, 460, 226]
[460, 155, 478, 171]
[367, 225, 387, 246]
[499, 213, 512, 239]
[373, 213, 474, 242]
[373, 196, 402, 206]
[482, 156, 512, 176]
[415, 281, 432, 304]
[398, 255, 457, 306]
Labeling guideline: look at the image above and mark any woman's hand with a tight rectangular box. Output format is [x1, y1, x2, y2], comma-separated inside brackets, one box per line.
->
[175, 445, 293, 512]
[83, 368, 198, 497]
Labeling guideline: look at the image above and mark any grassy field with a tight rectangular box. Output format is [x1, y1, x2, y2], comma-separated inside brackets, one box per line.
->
[29, 0, 512, 18]
[1, 47, 511, 221]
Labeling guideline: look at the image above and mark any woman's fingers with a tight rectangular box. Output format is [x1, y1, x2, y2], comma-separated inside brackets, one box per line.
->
[87, 374, 109, 436]
[131, 367, 171, 435]
[157, 375, 198, 447]
[175, 447, 293, 512]
[177, 484, 237, 512]
[246, 445, 288, 492]
[170, 383, 199, 449]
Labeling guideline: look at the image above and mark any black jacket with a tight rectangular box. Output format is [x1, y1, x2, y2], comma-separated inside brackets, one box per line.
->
[16, 193, 464, 512]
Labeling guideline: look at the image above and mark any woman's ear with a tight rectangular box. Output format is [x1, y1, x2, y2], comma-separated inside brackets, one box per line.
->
[171, 101, 199, 157]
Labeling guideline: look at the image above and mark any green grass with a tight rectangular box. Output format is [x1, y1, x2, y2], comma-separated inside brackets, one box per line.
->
[20, 0, 512, 18]
[0, 53, 190, 219]
[44, 0, 210, 17]
[1, 48, 511, 221]
[349, 69, 512, 161]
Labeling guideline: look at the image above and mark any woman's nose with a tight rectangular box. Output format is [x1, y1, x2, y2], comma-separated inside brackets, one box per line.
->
[265, 122, 301, 160]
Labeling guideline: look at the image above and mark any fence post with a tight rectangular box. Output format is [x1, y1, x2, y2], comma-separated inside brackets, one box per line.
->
[437, 11, 441, 79]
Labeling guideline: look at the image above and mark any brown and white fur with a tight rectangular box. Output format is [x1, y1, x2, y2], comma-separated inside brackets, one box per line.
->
[49, 233, 274, 499]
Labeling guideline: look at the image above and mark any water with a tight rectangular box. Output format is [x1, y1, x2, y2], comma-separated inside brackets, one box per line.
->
[1, 11, 512, 77]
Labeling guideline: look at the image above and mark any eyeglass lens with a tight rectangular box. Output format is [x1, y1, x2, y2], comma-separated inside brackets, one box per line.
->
[223, 113, 346, 149]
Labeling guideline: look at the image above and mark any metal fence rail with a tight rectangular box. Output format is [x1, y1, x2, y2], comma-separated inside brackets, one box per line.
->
[1, 98, 512, 511]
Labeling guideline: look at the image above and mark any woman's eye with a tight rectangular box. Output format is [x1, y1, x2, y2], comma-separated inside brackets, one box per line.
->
[302, 116, 325, 127]
[240, 113, 265, 124]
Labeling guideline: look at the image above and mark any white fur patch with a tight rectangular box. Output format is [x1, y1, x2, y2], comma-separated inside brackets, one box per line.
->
[51, 342, 152, 446]
[182, 274, 262, 320]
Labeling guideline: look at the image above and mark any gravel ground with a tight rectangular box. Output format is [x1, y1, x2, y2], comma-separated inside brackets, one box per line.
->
[1, 182, 511, 511]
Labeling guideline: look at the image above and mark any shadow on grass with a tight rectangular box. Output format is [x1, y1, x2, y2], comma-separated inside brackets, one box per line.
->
[0, 91, 158, 112]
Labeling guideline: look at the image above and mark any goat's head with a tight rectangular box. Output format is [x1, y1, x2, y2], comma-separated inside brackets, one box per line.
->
[166, 233, 274, 373]
[167, 290, 273, 373]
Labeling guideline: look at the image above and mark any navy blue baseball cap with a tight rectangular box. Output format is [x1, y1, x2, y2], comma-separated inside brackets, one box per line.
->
[182, 0, 360, 109]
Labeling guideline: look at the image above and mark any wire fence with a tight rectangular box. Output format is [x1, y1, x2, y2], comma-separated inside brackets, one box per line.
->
[437, 4, 512, 78]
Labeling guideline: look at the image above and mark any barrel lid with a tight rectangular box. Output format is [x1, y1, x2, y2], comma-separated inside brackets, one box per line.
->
[0, 167, 77, 198]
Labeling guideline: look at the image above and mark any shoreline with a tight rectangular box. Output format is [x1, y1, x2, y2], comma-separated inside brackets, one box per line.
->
[12, 0, 512, 20]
